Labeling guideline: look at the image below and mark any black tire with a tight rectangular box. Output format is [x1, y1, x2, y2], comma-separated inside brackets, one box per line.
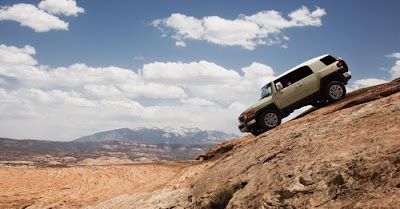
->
[251, 129, 261, 136]
[325, 81, 346, 103]
[258, 109, 282, 134]
[312, 99, 327, 108]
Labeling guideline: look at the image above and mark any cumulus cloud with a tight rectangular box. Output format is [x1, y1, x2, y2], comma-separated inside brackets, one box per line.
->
[0, 44, 37, 65]
[38, 0, 84, 16]
[153, 6, 326, 49]
[141, 61, 241, 84]
[0, 46, 188, 99]
[390, 60, 400, 79]
[140, 61, 274, 104]
[349, 78, 388, 91]
[346, 52, 400, 92]
[0, 86, 242, 140]
[0, 44, 278, 140]
[0, 3, 68, 32]
[5, 44, 394, 141]
[4, 44, 395, 141]
[386, 52, 400, 59]
[176, 41, 186, 47]
[179, 97, 217, 106]
[386, 52, 400, 79]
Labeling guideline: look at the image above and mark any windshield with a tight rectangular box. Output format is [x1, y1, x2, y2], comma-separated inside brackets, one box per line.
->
[260, 83, 272, 99]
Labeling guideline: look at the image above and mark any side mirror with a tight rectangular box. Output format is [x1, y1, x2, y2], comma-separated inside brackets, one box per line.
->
[276, 82, 283, 91]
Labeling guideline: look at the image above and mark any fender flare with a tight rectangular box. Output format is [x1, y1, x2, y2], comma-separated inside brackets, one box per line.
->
[255, 103, 285, 119]
[319, 71, 348, 95]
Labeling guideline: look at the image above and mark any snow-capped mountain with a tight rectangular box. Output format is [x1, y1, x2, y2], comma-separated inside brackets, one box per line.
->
[74, 127, 238, 145]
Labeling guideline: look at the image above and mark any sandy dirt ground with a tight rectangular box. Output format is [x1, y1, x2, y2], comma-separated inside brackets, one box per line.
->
[0, 162, 193, 209]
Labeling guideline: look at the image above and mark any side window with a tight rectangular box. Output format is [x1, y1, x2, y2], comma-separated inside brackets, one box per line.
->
[275, 73, 296, 88]
[320, 55, 337, 66]
[274, 66, 312, 89]
[292, 66, 313, 81]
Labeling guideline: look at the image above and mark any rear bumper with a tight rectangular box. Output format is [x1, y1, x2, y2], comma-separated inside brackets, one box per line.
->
[343, 71, 351, 80]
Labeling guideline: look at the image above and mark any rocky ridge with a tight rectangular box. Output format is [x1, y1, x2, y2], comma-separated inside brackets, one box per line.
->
[75, 127, 238, 145]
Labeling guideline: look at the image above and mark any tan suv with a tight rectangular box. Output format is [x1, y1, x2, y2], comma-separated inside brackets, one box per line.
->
[238, 54, 351, 136]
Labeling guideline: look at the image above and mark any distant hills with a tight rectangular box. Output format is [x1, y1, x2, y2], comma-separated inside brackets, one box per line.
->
[0, 137, 214, 164]
[0, 127, 238, 165]
[75, 127, 238, 145]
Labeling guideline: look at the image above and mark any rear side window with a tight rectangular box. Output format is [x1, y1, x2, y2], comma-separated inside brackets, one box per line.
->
[320, 55, 337, 65]
[292, 66, 313, 81]
[274, 66, 313, 88]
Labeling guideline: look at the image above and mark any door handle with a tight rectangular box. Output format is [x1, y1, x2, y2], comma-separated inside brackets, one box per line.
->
[296, 83, 303, 88]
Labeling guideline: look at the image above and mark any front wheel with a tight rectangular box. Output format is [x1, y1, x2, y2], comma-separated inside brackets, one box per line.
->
[312, 98, 327, 108]
[258, 109, 282, 133]
[325, 81, 346, 102]
[251, 129, 262, 136]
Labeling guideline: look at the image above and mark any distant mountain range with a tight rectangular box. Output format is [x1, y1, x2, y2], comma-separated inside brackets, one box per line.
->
[75, 127, 238, 145]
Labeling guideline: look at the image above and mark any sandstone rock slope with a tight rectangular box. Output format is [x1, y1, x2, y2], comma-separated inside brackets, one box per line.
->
[89, 79, 400, 209]
[187, 78, 400, 208]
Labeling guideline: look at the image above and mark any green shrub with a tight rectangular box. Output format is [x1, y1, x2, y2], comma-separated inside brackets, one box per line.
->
[207, 179, 246, 209]
[208, 187, 234, 209]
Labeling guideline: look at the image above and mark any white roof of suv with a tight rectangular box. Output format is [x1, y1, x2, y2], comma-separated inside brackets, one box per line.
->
[274, 54, 329, 80]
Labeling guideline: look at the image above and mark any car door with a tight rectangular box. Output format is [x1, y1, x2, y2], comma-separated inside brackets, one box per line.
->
[274, 68, 309, 109]
[295, 66, 318, 94]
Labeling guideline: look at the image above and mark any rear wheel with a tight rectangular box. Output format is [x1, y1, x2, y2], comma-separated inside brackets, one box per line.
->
[325, 81, 346, 102]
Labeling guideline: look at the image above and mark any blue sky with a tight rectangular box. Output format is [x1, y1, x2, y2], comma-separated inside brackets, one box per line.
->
[0, 0, 399, 140]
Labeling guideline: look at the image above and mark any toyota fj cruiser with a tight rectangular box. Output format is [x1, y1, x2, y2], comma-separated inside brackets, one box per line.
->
[238, 54, 351, 136]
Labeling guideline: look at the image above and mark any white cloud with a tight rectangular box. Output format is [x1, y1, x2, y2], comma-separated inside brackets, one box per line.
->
[349, 78, 388, 91]
[38, 0, 84, 16]
[241, 62, 275, 90]
[84, 84, 121, 97]
[346, 52, 400, 92]
[288, 6, 326, 26]
[0, 44, 280, 140]
[0, 45, 187, 99]
[153, 6, 326, 49]
[386, 52, 400, 79]
[0, 87, 242, 140]
[0, 44, 37, 65]
[386, 52, 400, 59]
[354, 78, 387, 87]
[179, 97, 216, 106]
[242, 62, 274, 80]
[0, 3, 68, 32]
[117, 82, 187, 99]
[176, 41, 186, 47]
[139, 61, 275, 104]
[390, 60, 400, 79]
[141, 61, 241, 84]
[2, 44, 398, 141]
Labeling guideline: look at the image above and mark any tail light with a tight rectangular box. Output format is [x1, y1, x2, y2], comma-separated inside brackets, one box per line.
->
[337, 61, 343, 67]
